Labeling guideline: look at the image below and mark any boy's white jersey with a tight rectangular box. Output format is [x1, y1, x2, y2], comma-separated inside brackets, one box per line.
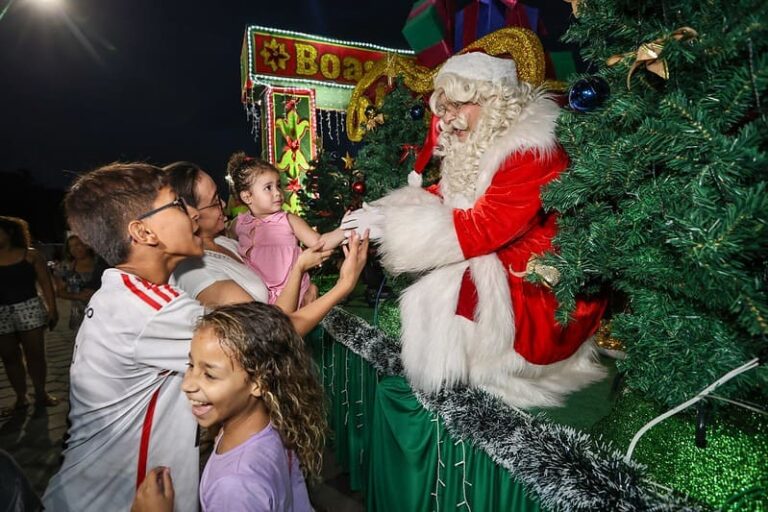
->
[43, 269, 204, 512]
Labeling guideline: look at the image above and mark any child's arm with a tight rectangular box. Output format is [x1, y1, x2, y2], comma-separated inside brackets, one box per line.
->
[273, 242, 332, 313]
[286, 213, 321, 247]
[287, 231, 369, 336]
[317, 228, 347, 250]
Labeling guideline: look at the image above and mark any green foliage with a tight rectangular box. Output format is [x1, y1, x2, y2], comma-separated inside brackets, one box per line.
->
[355, 79, 431, 201]
[543, 0, 768, 406]
[297, 150, 354, 235]
[298, 79, 430, 231]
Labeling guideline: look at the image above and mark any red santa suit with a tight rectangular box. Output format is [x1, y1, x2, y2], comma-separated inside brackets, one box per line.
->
[372, 94, 606, 408]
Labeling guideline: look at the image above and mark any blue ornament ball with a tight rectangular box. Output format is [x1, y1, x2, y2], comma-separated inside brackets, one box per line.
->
[410, 104, 425, 120]
[568, 76, 610, 112]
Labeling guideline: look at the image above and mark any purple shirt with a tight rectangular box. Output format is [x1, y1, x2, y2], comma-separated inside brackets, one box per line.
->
[200, 423, 312, 512]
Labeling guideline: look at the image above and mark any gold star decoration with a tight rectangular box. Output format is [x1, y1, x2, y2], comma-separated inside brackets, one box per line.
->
[341, 151, 355, 170]
[364, 113, 384, 131]
[260, 38, 290, 72]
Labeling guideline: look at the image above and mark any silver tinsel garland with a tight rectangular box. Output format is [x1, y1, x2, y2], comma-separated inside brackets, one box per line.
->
[321, 308, 706, 512]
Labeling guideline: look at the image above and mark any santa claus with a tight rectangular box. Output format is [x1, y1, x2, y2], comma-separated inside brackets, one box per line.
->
[344, 52, 607, 408]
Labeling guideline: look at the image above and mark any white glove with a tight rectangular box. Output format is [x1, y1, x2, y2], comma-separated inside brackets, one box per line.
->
[340, 203, 385, 240]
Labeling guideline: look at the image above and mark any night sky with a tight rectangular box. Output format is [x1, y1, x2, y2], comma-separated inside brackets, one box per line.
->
[0, 0, 574, 240]
[0, 0, 415, 190]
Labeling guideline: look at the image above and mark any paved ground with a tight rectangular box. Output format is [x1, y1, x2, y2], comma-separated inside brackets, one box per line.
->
[0, 299, 363, 511]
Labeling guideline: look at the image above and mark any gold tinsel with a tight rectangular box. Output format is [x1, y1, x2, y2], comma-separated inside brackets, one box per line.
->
[346, 27, 554, 141]
[594, 321, 626, 352]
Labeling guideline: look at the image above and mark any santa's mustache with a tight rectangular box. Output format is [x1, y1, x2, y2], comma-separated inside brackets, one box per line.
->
[439, 114, 469, 134]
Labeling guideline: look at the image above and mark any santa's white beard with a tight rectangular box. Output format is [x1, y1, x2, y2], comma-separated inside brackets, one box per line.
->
[437, 114, 501, 204]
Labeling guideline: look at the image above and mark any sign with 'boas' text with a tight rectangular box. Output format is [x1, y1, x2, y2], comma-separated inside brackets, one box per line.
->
[241, 26, 412, 91]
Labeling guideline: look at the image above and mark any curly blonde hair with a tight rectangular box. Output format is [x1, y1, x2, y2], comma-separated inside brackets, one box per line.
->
[428, 72, 545, 201]
[197, 302, 327, 482]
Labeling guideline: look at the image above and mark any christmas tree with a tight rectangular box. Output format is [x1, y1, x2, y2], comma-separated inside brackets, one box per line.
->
[298, 149, 357, 236]
[541, 0, 767, 406]
[354, 79, 431, 201]
[299, 80, 430, 229]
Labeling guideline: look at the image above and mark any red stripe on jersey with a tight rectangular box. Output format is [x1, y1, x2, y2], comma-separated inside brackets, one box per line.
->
[136, 387, 162, 489]
[163, 284, 180, 298]
[138, 278, 173, 303]
[122, 274, 162, 310]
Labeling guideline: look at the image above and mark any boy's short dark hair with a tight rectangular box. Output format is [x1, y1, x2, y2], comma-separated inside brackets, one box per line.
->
[64, 163, 168, 266]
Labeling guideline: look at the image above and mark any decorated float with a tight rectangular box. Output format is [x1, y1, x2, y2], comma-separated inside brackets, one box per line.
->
[240, 1, 767, 509]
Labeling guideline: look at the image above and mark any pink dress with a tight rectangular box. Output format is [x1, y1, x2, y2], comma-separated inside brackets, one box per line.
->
[235, 211, 310, 305]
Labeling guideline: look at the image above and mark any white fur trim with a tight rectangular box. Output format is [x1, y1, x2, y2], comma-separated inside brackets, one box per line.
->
[407, 170, 423, 188]
[468, 255, 515, 360]
[475, 94, 561, 198]
[437, 53, 518, 86]
[472, 341, 606, 408]
[376, 198, 464, 274]
[399, 255, 606, 407]
[400, 262, 472, 390]
[398, 252, 515, 393]
[371, 185, 440, 208]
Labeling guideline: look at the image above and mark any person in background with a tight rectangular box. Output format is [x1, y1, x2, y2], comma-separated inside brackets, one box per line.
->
[0, 216, 58, 414]
[52, 234, 103, 330]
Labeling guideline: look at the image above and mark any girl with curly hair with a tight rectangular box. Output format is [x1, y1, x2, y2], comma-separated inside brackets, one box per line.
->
[183, 302, 326, 511]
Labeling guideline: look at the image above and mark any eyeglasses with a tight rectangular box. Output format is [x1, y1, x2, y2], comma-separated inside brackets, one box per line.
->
[136, 197, 188, 220]
[441, 101, 468, 117]
[198, 195, 223, 211]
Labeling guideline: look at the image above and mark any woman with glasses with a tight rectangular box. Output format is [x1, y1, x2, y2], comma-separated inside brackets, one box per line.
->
[0, 216, 59, 414]
[165, 162, 366, 336]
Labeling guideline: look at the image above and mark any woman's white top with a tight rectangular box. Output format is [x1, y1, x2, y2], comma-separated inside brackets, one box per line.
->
[170, 236, 269, 303]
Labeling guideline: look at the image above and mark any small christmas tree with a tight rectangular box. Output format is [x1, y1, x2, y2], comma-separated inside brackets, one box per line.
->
[355, 79, 431, 201]
[298, 150, 357, 236]
[541, 0, 767, 406]
[300, 79, 431, 217]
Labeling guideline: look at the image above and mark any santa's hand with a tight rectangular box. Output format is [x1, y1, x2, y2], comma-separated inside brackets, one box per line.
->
[341, 203, 385, 240]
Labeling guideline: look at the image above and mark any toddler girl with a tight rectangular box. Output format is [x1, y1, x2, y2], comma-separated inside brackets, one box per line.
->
[183, 302, 326, 511]
[227, 153, 346, 306]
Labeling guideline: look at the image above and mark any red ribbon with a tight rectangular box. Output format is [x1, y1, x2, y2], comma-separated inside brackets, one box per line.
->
[413, 115, 442, 173]
[399, 144, 422, 163]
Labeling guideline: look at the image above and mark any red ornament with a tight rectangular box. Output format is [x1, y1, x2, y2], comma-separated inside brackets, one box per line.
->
[351, 181, 366, 195]
[286, 178, 302, 193]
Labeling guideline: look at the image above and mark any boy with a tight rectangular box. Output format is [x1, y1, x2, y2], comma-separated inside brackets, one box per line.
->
[43, 163, 205, 511]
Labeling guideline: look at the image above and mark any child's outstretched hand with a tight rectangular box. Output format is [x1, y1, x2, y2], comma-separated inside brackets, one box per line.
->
[317, 227, 347, 250]
[337, 230, 369, 295]
[131, 467, 174, 512]
[297, 241, 334, 272]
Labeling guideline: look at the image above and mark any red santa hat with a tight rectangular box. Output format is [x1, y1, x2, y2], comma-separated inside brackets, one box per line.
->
[408, 52, 519, 187]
